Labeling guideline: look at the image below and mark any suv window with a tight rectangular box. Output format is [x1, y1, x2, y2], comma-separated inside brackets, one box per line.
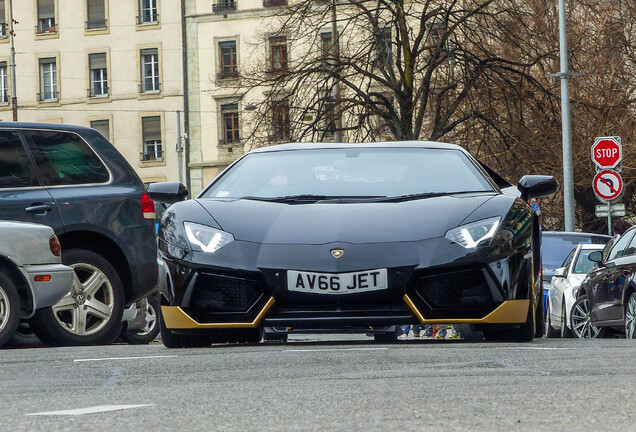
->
[608, 230, 636, 261]
[25, 130, 109, 186]
[0, 131, 32, 188]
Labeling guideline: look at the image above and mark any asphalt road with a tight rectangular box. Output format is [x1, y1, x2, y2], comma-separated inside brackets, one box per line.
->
[2, 335, 636, 432]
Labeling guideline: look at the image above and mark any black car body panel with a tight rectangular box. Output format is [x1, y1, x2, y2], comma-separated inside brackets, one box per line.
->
[0, 122, 157, 304]
[153, 142, 551, 335]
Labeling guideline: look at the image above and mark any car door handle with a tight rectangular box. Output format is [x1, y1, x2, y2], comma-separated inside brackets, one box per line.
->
[25, 204, 53, 214]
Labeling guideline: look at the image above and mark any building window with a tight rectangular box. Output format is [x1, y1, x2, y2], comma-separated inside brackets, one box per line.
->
[38, 58, 58, 101]
[323, 98, 335, 137]
[141, 116, 162, 161]
[89, 53, 108, 97]
[375, 27, 392, 67]
[269, 36, 288, 72]
[320, 31, 337, 69]
[271, 100, 290, 141]
[0, 0, 6, 38]
[140, 48, 160, 93]
[86, 0, 107, 29]
[138, 0, 158, 24]
[90, 119, 110, 141]
[221, 103, 240, 144]
[0, 62, 7, 105]
[218, 41, 238, 79]
[212, 0, 236, 13]
[36, 0, 56, 34]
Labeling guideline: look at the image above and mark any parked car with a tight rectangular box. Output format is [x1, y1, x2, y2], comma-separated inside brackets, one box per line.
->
[577, 225, 636, 339]
[545, 243, 607, 338]
[541, 231, 612, 314]
[149, 142, 557, 347]
[0, 221, 74, 348]
[0, 122, 158, 346]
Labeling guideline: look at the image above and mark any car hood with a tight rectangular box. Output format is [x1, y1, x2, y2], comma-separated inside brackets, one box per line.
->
[195, 193, 498, 244]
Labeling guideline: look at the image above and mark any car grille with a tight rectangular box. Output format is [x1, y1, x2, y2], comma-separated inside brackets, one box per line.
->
[411, 268, 501, 319]
[190, 273, 264, 313]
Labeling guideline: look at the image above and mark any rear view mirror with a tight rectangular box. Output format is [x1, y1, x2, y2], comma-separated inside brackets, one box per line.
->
[588, 250, 603, 264]
[553, 267, 566, 277]
[147, 182, 189, 204]
[518, 175, 559, 201]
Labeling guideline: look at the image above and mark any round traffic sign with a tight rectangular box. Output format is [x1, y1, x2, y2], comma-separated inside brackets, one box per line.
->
[593, 170, 623, 201]
[591, 137, 622, 169]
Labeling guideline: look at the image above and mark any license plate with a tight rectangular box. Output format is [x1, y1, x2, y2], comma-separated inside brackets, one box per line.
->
[287, 269, 388, 295]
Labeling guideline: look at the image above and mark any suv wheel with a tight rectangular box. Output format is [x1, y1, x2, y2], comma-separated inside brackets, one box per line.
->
[29, 249, 124, 346]
[121, 295, 161, 345]
[0, 272, 20, 348]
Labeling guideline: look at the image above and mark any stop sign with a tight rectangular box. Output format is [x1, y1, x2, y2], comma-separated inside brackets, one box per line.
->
[591, 136, 622, 169]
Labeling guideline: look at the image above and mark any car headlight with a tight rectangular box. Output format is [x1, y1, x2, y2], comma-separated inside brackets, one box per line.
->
[445, 217, 501, 249]
[184, 222, 234, 253]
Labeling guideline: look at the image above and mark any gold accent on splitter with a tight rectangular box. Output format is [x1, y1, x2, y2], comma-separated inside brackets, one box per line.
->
[162, 297, 276, 329]
[403, 294, 529, 324]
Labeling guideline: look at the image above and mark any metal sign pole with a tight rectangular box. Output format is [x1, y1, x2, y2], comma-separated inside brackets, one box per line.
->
[607, 201, 612, 236]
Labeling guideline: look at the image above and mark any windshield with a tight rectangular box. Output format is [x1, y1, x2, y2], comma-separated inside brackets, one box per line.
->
[202, 147, 494, 200]
[542, 234, 609, 272]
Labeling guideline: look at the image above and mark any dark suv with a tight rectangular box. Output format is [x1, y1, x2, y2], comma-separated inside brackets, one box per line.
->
[0, 122, 157, 345]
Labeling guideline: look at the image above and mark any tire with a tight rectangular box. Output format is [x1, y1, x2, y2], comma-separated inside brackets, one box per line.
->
[483, 298, 535, 342]
[29, 249, 124, 346]
[625, 292, 636, 339]
[159, 312, 211, 348]
[545, 300, 559, 338]
[455, 324, 483, 341]
[570, 295, 605, 339]
[0, 272, 21, 348]
[7, 322, 46, 348]
[121, 295, 161, 345]
[535, 290, 545, 338]
[560, 299, 573, 338]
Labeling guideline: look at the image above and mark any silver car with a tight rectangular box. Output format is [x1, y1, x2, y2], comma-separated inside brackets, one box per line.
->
[0, 221, 74, 348]
[545, 243, 605, 338]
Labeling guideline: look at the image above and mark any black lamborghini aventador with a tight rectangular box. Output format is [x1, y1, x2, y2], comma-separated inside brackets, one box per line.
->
[148, 142, 558, 347]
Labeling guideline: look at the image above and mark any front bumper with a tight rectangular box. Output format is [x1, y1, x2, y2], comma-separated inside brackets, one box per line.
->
[21, 263, 74, 317]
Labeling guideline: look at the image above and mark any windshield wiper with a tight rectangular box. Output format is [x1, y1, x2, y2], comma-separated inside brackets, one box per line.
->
[378, 190, 492, 202]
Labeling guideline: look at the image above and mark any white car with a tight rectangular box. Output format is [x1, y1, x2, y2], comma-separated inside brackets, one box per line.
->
[545, 243, 606, 338]
[0, 221, 74, 348]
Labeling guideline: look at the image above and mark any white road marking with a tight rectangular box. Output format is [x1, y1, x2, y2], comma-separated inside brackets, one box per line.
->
[496, 347, 573, 350]
[283, 347, 389, 353]
[27, 404, 154, 416]
[73, 355, 178, 363]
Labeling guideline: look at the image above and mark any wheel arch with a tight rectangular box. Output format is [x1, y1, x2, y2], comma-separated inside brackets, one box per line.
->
[0, 256, 32, 317]
[58, 230, 134, 304]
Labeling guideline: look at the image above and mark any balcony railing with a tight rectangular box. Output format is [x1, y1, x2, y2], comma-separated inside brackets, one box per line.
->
[86, 19, 107, 30]
[212, 1, 237, 12]
[87, 86, 109, 98]
[263, 0, 287, 6]
[139, 81, 161, 94]
[216, 70, 239, 80]
[137, 13, 159, 25]
[36, 18, 56, 34]
[37, 90, 59, 102]
[140, 150, 163, 162]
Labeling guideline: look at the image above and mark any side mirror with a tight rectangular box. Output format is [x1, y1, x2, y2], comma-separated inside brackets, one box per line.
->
[588, 250, 603, 264]
[553, 267, 566, 277]
[518, 175, 559, 201]
[147, 181, 189, 204]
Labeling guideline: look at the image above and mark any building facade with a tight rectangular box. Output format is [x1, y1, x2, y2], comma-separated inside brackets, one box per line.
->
[0, 0, 185, 185]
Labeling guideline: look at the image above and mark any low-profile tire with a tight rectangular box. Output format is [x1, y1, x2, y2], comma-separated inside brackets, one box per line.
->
[159, 312, 211, 348]
[545, 300, 559, 338]
[121, 295, 161, 345]
[455, 324, 483, 341]
[570, 295, 605, 339]
[0, 272, 21, 348]
[483, 298, 535, 342]
[625, 292, 636, 339]
[560, 299, 573, 338]
[29, 249, 124, 346]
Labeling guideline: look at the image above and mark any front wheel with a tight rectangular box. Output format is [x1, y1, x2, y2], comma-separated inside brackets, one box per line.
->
[121, 295, 161, 345]
[570, 295, 605, 339]
[483, 299, 535, 342]
[0, 272, 20, 348]
[29, 249, 124, 346]
[159, 312, 211, 348]
[545, 300, 559, 338]
[625, 292, 636, 339]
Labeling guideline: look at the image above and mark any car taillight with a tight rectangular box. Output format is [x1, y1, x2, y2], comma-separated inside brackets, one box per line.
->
[49, 235, 62, 256]
[142, 192, 156, 220]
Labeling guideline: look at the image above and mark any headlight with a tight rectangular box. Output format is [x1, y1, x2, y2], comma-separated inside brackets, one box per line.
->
[184, 222, 234, 253]
[445, 217, 501, 249]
